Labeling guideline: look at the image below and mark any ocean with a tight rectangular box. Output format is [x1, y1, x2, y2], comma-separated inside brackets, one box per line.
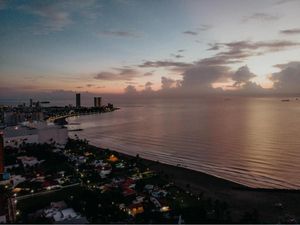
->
[67, 97, 300, 189]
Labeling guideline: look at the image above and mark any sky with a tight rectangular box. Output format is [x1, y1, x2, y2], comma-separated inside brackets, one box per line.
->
[0, 0, 300, 100]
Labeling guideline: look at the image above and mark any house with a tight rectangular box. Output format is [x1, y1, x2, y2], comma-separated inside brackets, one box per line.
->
[17, 156, 43, 167]
[132, 196, 145, 204]
[142, 170, 156, 178]
[107, 154, 118, 163]
[43, 202, 88, 224]
[50, 201, 67, 210]
[0, 215, 6, 224]
[42, 180, 61, 190]
[127, 203, 144, 216]
[150, 197, 171, 212]
[91, 160, 104, 167]
[97, 164, 112, 178]
[151, 189, 168, 198]
[115, 161, 125, 169]
[10, 175, 26, 188]
[121, 178, 135, 189]
[122, 188, 136, 197]
[144, 184, 154, 192]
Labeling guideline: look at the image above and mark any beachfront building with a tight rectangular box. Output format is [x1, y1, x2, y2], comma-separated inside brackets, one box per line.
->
[76, 93, 81, 108]
[43, 201, 88, 223]
[3, 121, 68, 147]
[94, 97, 102, 108]
[17, 156, 43, 167]
[0, 131, 4, 175]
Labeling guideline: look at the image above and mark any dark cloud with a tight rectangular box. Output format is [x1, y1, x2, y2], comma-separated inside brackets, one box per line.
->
[183, 30, 198, 36]
[125, 81, 138, 84]
[183, 25, 211, 35]
[243, 13, 280, 22]
[207, 43, 221, 51]
[138, 60, 192, 70]
[270, 61, 300, 93]
[231, 66, 256, 87]
[177, 49, 185, 52]
[224, 40, 300, 51]
[124, 85, 137, 94]
[133, 39, 300, 96]
[143, 71, 154, 76]
[181, 64, 231, 93]
[86, 84, 95, 87]
[171, 54, 184, 58]
[76, 86, 83, 89]
[94, 68, 140, 81]
[144, 81, 154, 92]
[198, 24, 212, 31]
[161, 77, 177, 89]
[280, 28, 300, 35]
[204, 40, 300, 66]
[97, 30, 141, 38]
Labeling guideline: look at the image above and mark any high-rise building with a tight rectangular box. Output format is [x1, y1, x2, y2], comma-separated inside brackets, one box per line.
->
[94, 97, 102, 108]
[29, 98, 33, 108]
[76, 93, 81, 108]
[0, 131, 4, 174]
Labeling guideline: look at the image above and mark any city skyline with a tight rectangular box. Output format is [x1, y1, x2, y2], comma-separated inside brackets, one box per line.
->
[1, 0, 300, 99]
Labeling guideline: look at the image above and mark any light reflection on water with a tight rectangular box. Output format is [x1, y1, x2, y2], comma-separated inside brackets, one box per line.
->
[67, 97, 300, 189]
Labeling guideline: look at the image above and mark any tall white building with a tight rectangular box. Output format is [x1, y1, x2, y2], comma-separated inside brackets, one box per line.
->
[3, 122, 68, 147]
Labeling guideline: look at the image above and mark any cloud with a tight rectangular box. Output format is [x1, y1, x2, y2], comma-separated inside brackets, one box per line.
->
[97, 30, 141, 38]
[129, 39, 300, 96]
[145, 81, 153, 86]
[207, 43, 221, 51]
[171, 54, 184, 58]
[94, 68, 140, 81]
[144, 81, 154, 92]
[76, 86, 83, 89]
[124, 85, 137, 94]
[243, 13, 280, 22]
[270, 61, 300, 94]
[86, 84, 94, 87]
[280, 28, 300, 35]
[198, 24, 212, 31]
[204, 40, 300, 66]
[161, 77, 177, 89]
[183, 30, 198, 36]
[231, 65, 256, 87]
[183, 25, 211, 36]
[180, 64, 231, 93]
[17, 0, 101, 34]
[143, 71, 154, 76]
[178, 49, 185, 52]
[138, 60, 192, 72]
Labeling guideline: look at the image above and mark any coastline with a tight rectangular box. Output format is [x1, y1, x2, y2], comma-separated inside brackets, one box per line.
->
[86, 142, 300, 222]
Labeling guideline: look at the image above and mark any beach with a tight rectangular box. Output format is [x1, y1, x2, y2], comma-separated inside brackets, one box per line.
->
[88, 144, 300, 223]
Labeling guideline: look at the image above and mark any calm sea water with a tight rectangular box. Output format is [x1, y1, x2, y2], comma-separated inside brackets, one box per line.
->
[67, 97, 300, 189]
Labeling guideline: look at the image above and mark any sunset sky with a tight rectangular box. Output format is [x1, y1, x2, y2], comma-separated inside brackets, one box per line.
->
[0, 0, 300, 99]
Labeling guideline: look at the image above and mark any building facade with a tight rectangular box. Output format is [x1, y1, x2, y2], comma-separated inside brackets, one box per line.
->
[76, 93, 81, 108]
[94, 97, 102, 108]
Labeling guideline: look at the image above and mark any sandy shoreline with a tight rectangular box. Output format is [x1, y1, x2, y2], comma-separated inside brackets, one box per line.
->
[86, 143, 300, 222]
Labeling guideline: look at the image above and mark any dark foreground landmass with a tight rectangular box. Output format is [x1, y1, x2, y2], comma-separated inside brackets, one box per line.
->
[135, 155, 300, 222]
[3, 138, 300, 224]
